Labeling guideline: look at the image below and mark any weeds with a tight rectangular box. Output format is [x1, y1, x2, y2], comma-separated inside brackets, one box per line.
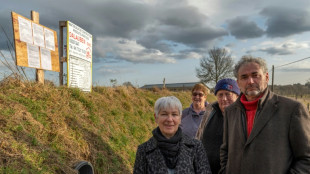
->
[0, 77, 213, 173]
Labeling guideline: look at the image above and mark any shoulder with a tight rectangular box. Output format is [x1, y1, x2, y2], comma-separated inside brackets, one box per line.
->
[206, 102, 216, 112]
[182, 107, 191, 113]
[200, 102, 218, 124]
[182, 107, 191, 118]
[182, 134, 202, 147]
[225, 99, 240, 112]
[138, 136, 157, 153]
[269, 92, 303, 109]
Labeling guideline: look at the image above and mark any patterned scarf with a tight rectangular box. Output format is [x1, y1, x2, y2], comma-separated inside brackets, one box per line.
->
[152, 127, 182, 169]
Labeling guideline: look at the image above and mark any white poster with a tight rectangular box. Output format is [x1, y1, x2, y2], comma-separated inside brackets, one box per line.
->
[40, 47, 52, 70]
[18, 16, 33, 44]
[67, 21, 92, 62]
[27, 44, 40, 68]
[68, 56, 92, 92]
[67, 21, 92, 92]
[32, 23, 45, 47]
[44, 28, 55, 51]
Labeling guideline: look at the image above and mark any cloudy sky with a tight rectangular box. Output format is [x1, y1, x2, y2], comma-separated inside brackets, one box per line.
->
[1, 0, 310, 87]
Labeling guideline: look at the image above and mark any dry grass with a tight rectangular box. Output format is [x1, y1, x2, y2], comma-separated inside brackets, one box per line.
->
[0, 78, 216, 173]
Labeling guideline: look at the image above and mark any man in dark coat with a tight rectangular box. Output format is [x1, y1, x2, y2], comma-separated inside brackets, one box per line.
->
[219, 56, 310, 174]
[196, 78, 240, 174]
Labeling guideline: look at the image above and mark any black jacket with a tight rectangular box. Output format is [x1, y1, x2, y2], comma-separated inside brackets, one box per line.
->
[197, 102, 223, 174]
[133, 133, 211, 174]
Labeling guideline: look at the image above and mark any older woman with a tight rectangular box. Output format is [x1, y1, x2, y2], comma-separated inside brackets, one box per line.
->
[180, 83, 209, 138]
[133, 96, 211, 174]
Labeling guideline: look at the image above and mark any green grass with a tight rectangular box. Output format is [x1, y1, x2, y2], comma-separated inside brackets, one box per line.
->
[0, 81, 217, 173]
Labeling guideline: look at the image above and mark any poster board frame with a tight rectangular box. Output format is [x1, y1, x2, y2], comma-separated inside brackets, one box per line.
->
[66, 21, 93, 92]
[11, 11, 60, 72]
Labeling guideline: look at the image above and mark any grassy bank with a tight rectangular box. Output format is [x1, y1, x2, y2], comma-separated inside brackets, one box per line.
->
[0, 78, 216, 173]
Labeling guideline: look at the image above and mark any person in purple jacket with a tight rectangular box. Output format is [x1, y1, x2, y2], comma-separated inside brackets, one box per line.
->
[180, 83, 209, 138]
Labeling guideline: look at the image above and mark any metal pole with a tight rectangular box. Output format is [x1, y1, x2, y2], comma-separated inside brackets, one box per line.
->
[271, 65, 274, 92]
[59, 21, 66, 85]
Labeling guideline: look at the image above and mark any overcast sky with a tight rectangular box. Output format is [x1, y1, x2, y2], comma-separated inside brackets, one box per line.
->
[1, 0, 310, 87]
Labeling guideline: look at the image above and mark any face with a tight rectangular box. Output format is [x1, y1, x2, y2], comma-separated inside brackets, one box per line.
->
[192, 90, 207, 107]
[155, 107, 181, 139]
[237, 62, 269, 101]
[216, 90, 238, 113]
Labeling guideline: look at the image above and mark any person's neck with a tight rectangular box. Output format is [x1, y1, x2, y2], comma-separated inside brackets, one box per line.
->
[193, 103, 205, 113]
[245, 96, 259, 101]
[245, 90, 266, 101]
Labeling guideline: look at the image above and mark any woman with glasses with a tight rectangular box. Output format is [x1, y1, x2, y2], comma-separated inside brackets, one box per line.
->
[196, 78, 240, 174]
[180, 83, 209, 138]
[133, 96, 211, 174]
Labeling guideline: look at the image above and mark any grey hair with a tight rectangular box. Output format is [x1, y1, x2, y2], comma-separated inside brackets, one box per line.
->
[234, 55, 268, 78]
[154, 96, 182, 118]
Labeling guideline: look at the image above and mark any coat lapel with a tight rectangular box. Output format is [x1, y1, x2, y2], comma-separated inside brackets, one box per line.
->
[245, 91, 279, 146]
[145, 137, 168, 173]
[174, 135, 195, 173]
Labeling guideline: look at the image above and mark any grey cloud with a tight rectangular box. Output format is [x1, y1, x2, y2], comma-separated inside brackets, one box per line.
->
[165, 27, 227, 46]
[259, 47, 294, 55]
[91, 0, 152, 38]
[227, 16, 264, 39]
[135, 4, 227, 52]
[1, 0, 227, 64]
[158, 6, 207, 28]
[261, 7, 310, 37]
[136, 34, 173, 53]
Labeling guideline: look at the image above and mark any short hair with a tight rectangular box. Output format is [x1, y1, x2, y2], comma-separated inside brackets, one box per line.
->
[154, 96, 182, 118]
[191, 83, 208, 95]
[234, 55, 268, 78]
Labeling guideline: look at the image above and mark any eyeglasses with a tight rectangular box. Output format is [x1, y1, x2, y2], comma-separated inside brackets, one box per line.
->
[192, 92, 205, 97]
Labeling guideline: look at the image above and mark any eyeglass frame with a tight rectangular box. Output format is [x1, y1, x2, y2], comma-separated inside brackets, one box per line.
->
[192, 92, 205, 97]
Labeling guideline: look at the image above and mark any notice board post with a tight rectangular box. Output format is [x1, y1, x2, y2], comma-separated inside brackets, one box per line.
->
[59, 21, 67, 86]
[31, 11, 44, 84]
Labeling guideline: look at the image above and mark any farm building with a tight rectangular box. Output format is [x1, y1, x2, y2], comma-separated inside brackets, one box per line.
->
[140, 82, 210, 92]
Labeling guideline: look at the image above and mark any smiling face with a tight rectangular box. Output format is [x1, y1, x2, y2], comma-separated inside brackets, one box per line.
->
[155, 107, 181, 139]
[237, 62, 269, 101]
[191, 90, 207, 108]
[216, 90, 238, 113]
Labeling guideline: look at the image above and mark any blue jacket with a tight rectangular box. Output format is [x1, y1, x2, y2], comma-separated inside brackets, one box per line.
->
[180, 102, 208, 138]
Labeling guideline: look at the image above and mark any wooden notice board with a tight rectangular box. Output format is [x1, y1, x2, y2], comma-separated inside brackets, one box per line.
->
[11, 11, 60, 72]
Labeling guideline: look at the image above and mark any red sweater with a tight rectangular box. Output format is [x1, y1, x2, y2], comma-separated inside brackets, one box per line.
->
[240, 94, 262, 137]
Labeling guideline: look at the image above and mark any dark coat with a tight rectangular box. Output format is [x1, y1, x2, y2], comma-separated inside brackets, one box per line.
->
[196, 102, 223, 174]
[220, 89, 310, 174]
[133, 133, 211, 174]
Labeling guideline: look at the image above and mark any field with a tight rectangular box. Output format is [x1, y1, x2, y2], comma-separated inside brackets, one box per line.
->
[0, 77, 308, 173]
[0, 78, 216, 173]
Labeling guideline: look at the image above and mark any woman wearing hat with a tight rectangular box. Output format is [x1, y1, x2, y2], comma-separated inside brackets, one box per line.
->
[196, 78, 240, 174]
[133, 96, 211, 174]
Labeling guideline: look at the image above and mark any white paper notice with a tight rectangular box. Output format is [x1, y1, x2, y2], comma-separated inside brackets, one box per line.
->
[18, 16, 33, 44]
[40, 48, 52, 70]
[32, 23, 45, 48]
[68, 56, 92, 92]
[27, 44, 40, 68]
[44, 28, 55, 51]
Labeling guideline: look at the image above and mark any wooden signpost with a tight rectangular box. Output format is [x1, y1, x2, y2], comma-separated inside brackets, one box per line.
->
[11, 11, 60, 84]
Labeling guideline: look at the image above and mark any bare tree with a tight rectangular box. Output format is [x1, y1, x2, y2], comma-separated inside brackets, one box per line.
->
[196, 47, 234, 85]
[123, 81, 134, 87]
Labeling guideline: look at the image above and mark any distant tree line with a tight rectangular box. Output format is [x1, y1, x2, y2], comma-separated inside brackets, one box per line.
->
[273, 81, 310, 97]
